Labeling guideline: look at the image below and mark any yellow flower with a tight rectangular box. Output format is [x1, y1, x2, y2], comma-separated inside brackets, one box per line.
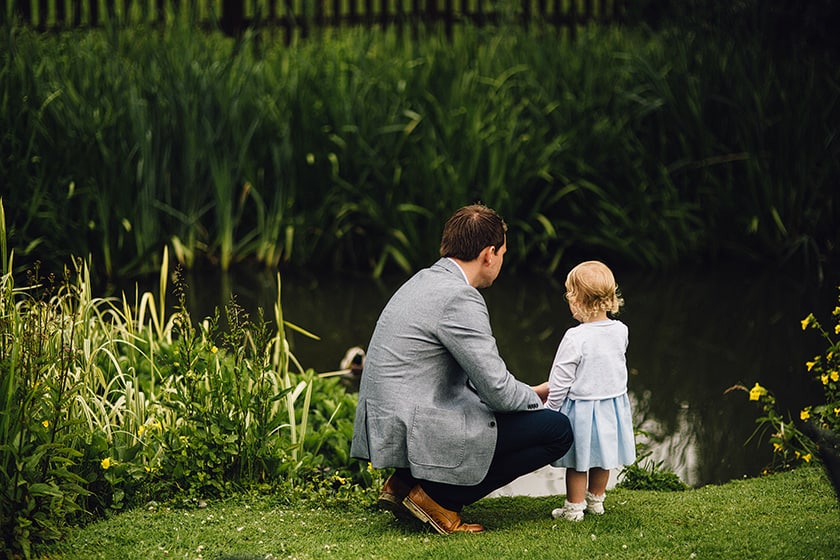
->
[800, 409, 811, 421]
[822, 374, 830, 385]
[834, 407, 840, 416]
[101, 457, 112, 470]
[42, 420, 49, 428]
[211, 346, 218, 354]
[138, 425, 146, 437]
[831, 371, 839, 382]
[802, 453, 812, 463]
[801, 314, 814, 330]
[806, 360, 817, 372]
[835, 324, 840, 335]
[834, 306, 840, 316]
[773, 443, 783, 453]
[749, 383, 767, 401]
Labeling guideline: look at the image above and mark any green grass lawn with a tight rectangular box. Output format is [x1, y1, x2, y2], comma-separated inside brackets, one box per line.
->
[38, 466, 839, 560]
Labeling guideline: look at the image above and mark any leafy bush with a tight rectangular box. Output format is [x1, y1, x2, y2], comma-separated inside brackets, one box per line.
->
[617, 452, 689, 492]
[734, 286, 840, 474]
[0, 263, 91, 559]
[617, 431, 689, 492]
[0, 201, 362, 558]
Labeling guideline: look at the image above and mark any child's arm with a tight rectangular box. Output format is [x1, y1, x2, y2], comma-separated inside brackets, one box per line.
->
[546, 336, 579, 411]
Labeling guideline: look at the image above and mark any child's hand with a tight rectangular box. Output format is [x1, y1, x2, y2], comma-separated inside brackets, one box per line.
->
[531, 381, 549, 403]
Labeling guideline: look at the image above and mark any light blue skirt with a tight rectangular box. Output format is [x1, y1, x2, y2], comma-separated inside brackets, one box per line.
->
[552, 393, 636, 471]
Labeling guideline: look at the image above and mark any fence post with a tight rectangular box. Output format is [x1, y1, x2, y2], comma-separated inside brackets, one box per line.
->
[445, 0, 453, 38]
[349, 0, 358, 26]
[36, 0, 46, 29]
[380, 0, 388, 30]
[522, 0, 530, 31]
[569, 0, 577, 40]
[6, 0, 29, 27]
[90, 0, 99, 27]
[56, 0, 67, 27]
[425, 0, 436, 35]
[221, 0, 244, 36]
[155, 0, 164, 25]
[411, 0, 419, 40]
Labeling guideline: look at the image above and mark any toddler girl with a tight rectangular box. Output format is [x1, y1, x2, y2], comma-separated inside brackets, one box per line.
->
[547, 260, 636, 520]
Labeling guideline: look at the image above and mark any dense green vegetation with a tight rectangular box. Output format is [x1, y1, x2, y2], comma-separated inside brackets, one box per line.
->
[0, 209, 363, 557]
[3, 5, 840, 558]
[3, 15, 838, 284]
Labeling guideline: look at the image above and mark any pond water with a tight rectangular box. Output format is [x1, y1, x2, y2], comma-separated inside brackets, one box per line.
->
[161, 263, 837, 490]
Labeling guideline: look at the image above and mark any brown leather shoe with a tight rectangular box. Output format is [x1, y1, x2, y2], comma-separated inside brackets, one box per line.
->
[378, 474, 413, 519]
[402, 485, 485, 534]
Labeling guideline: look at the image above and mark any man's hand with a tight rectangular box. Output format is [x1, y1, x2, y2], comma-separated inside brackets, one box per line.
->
[531, 381, 549, 404]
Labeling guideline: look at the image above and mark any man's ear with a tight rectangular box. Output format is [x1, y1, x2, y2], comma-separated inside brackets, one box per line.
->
[481, 246, 495, 264]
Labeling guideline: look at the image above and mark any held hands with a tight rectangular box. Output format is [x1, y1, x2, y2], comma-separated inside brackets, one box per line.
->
[531, 381, 549, 404]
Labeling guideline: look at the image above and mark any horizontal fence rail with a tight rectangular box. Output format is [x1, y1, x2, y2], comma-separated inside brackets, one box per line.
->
[3, 0, 624, 40]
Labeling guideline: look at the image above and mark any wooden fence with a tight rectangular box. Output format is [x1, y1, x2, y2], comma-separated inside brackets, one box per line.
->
[3, 0, 624, 40]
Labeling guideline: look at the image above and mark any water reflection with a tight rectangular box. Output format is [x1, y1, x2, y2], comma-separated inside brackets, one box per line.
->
[163, 264, 836, 487]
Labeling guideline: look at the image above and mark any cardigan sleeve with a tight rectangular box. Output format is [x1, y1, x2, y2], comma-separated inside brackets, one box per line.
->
[546, 330, 580, 411]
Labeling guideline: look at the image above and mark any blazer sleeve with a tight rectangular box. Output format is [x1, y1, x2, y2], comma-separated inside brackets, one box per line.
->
[437, 285, 542, 412]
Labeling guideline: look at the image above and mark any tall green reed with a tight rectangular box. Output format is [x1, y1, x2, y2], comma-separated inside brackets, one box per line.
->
[3, 20, 838, 281]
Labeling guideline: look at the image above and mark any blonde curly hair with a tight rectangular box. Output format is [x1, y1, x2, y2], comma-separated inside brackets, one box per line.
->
[564, 260, 624, 319]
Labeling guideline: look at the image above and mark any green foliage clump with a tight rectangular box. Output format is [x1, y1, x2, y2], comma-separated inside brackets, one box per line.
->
[0, 203, 363, 559]
[0, 262, 91, 559]
[737, 286, 840, 474]
[617, 451, 689, 492]
[799, 301, 840, 435]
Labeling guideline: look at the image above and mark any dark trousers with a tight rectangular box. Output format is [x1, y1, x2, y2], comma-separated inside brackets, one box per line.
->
[396, 408, 573, 511]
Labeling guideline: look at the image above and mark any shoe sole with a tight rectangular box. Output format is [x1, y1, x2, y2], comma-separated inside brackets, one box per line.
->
[402, 496, 450, 534]
[378, 494, 414, 520]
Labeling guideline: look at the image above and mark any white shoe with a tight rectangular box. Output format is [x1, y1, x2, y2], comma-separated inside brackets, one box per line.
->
[585, 491, 605, 515]
[551, 500, 585, 521]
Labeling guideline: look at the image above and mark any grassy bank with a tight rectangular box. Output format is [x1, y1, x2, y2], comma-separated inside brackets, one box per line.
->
[38, 467, 839, 559]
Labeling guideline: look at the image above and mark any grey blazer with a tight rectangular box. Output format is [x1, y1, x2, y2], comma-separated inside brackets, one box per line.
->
[351, 258, 542, 485]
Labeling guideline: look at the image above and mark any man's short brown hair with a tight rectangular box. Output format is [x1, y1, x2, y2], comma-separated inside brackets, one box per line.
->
[439, 204, 507, 261]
